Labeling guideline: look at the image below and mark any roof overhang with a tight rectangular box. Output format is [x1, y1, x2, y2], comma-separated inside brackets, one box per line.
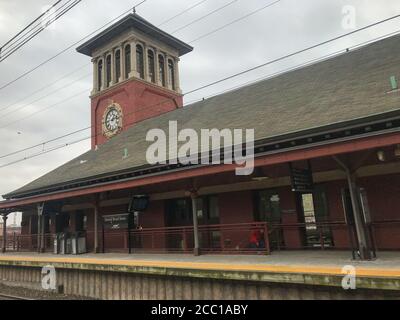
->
[76, 13, 193, 57]
[1, 128, 400, 211]
[4, 110, 400, 201]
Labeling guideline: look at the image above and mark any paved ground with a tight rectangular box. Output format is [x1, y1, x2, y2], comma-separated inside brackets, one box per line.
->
[1, 250, 400, 274]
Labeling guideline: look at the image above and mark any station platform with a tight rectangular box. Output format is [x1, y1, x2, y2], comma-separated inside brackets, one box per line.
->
[0, 251, 400, 292]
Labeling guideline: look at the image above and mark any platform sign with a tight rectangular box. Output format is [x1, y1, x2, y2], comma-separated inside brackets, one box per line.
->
[289, 162, 314, 193]
[103, 213, 132, 230]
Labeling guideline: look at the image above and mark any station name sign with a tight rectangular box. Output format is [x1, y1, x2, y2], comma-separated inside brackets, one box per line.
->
[103, 213, 132, 230]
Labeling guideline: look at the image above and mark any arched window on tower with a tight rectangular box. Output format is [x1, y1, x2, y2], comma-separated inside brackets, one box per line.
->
[106, 55, 112, 87]
[115, 50, 121, 82]
[136, 44, 144, 79]
[148, 50, 155, 83]
[124, 45, 131, 79]
[97, 59, 103, 90]
[158, 54, 166, 87]
[168, 59, 175, 90]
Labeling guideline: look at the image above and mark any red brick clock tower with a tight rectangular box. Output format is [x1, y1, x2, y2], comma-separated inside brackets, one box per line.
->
[77, 14, 193, 149]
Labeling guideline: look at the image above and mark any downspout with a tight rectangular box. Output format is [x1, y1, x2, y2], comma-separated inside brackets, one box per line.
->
[333, 156, 369, 260]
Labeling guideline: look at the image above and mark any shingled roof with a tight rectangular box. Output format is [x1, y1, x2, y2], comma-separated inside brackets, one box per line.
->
[5, 34, 400, 199]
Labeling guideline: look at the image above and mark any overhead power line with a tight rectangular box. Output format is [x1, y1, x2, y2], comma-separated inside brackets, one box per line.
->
[0, 0, 82, 62]
[1, 18, 400, 168]
[0, 62, 91, 114]
[0, 88, 89, 129]
[157, 0, 209, 27]
[0, 0, 211, 116]
[0, 135, 90, 169]
[188, 0, 281, 43]
[1, 0, 80, 59]
[0, 0, 148, 92]
[0, 0, 62, 51]
[0, 72, 90, 121]
[170, 0, 240, 34]
[0, 0, 275, 123]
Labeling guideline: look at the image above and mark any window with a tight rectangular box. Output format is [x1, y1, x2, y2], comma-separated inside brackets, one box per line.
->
[115, 50, 121, 82]
[106, 55, 112, 87]
[148, 50, 155, 83]
[136, 44, 144, 79]
[76, 210, 87, 232]
[158, 55, 165, 86]
[97, 59, 103, 90]
[166, 199, 192, 227]
[209, 196, 219, 220]
[124, 45, 131, 79]
[256, 191, 281, 223]
[168, 59, 175, 90]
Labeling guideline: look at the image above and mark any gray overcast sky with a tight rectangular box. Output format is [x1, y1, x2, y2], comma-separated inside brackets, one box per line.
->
[0, 0, 400, 223]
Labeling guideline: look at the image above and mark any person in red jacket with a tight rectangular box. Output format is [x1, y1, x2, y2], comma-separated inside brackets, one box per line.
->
[249, 229, 261, 249]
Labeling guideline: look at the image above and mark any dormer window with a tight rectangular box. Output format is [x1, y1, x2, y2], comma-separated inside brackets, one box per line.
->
[136, 44, 144, 79]
[124, 45, 131, 79]
[148, 50, 155, 83]
[115, 49, 121, 82]
[158, 54, 165, 87]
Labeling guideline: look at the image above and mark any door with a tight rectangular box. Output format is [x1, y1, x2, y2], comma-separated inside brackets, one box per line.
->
[256, 190, 282, 249]
[197, 196, 220, 250]
[165, 196, 221, 251]
[301, 187, 333, 248]
[165, 198, 193, 250]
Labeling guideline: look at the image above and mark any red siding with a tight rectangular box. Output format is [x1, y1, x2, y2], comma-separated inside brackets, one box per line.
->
[91, 79, 183, 148]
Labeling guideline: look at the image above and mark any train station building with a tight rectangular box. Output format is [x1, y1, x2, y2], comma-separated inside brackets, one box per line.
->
[0, 13, 399, 263]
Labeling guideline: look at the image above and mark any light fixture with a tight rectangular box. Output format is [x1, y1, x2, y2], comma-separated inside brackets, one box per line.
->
[251, 167, 269, 181]
[377, 150, 386, 162]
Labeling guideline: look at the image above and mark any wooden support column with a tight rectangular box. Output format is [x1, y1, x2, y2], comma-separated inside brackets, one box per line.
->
[190, 191, 200, 256]
[93, 195, 100, 253]
[41, 214, 45, 253]
[37, 212, 41, 253]
[37, 203, 45, 253]
[346, 172, 370, 260]
[2, 214, 7, 253]
[333, 156, 371, 260]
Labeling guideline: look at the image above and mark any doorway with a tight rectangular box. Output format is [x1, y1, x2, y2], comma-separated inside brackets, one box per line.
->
[165, 196, 220, 250]
[300, 188, 333, 248]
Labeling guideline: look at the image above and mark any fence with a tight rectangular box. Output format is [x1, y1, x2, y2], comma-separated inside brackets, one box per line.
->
[2, 219, 400, 254]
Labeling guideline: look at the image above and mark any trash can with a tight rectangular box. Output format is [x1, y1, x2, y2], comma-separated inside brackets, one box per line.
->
[53, 234, 59, 254]
[77, 232, 87, 254]
[65, 235, 72, 254]
[59, 233, 66, 254]
[71, 232, 87, 255]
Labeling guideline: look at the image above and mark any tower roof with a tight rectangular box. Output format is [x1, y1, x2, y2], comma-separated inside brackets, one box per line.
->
[76, 13, 193, 57]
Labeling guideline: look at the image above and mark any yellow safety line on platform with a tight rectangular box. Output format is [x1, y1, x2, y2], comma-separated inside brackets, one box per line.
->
[0, 255, 399, 278]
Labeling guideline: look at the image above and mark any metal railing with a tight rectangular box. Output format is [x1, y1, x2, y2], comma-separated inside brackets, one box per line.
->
[0, 233, 55, 252]
[268, 220, 352, 250]
[87, 222, 270, 255]
[2, 219, 400, 254]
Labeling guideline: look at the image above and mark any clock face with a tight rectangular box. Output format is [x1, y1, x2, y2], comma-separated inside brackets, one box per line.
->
[105, 108, 120, 132]
[102, 103, 123, 138]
